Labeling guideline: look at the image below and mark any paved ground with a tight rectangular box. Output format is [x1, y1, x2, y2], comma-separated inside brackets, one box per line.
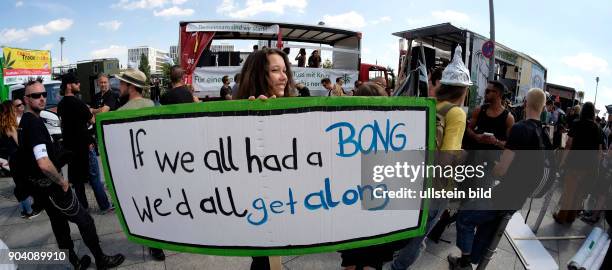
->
[0, 172, 605, 269]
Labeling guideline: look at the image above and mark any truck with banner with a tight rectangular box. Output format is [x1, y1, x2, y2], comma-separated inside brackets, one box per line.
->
[1, 47, 52, 101]
[178, 21, 393, 98]
[393, 23, 547, 107]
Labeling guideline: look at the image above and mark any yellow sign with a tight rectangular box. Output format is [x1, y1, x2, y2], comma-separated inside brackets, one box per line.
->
[2, 47, 51, 84]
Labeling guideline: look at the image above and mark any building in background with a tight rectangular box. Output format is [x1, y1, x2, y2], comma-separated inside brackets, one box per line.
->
[211, 44, 234, 52]
[128, 46, 169, 74]
[169, 45, 178, 61]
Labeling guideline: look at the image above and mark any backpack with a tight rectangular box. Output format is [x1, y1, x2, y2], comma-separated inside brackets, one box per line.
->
[436, 103, 458, 149]
[530, 120, 558, 198]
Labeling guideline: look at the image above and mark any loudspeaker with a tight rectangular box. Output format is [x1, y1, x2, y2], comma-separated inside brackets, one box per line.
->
[218, 52, 230, 66]
[230, 52, 240, 66]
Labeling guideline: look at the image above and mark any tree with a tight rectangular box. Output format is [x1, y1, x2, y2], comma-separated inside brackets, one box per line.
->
[322, 58, 333, 69]
[160, 62, 173, 93]
[138, 53, 152, 98]
[138, 53, 151, 83]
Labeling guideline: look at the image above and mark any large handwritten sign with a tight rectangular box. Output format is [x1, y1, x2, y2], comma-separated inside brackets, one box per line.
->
[96, 97, 435, 256]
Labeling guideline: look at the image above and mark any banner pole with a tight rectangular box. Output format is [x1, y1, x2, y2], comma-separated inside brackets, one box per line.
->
[269, 256, 282, 270]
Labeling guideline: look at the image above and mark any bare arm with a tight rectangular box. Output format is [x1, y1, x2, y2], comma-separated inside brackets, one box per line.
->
[37, 157, 69, 191]
[466, 106, 482, 141]
[560, 137, 573, 167]
[494, 113, 516, 149]
[493, 149, 515, 177]
[91, 105, 110, 115]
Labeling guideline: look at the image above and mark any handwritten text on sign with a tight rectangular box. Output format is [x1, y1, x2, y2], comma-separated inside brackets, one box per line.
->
[100, 104, 429, 252]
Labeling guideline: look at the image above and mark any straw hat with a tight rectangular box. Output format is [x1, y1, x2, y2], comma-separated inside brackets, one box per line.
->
[115, 68, 148, 88]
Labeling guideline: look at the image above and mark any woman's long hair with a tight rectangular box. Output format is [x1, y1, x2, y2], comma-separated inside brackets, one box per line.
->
[354, 82, 387, 97]
[237, 48, 295, 99]
[0, 101, 18, 137]
[580, 102, 596, 121]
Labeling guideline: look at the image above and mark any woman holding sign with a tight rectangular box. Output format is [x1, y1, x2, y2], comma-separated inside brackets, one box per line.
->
[237, 47, 295, 100]
[236, 47, 295, 270]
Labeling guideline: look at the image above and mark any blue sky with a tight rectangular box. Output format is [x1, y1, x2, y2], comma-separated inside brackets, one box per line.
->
[1, 0, 611, 113]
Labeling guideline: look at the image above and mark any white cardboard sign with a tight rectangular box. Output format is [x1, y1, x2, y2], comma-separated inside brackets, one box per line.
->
[97, 98, 433, 255]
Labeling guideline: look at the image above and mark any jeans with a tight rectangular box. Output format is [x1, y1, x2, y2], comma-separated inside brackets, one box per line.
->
[455, 210, 512, 264]
[19, 196, 33, 214]
[40, 185, 105, 260]
[76, 148, 111, 210]
[391, 198, 448, 270]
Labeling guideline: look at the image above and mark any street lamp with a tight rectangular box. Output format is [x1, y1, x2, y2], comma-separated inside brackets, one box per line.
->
[595, 77, 600, 107]
[59, 36, 66, 64]
[488, 0, 496, 80]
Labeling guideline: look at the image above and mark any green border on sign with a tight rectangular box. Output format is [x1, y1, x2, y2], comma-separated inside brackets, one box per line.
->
[96, 96, 437, 256]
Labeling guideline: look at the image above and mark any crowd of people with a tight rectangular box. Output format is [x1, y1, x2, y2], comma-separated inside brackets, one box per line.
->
[1, 46, 610, 270]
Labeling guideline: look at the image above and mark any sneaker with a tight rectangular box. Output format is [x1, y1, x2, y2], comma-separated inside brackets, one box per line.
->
[149, 248, 165, 261]
[448, 255, 473, 270]
[20, 211, 28, 219]
[27, 209, 42, 219]
[72, 255, 91, 270]
[96, 253, 125, 270]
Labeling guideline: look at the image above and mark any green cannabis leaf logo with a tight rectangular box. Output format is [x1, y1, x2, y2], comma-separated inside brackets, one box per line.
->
[2, 51, 16, 69]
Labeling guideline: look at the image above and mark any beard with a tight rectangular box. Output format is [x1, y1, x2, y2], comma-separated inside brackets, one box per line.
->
[31, 106, 42, 113]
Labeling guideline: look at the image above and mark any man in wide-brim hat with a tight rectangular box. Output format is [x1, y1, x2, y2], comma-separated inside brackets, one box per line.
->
[115, 68, 155, 110]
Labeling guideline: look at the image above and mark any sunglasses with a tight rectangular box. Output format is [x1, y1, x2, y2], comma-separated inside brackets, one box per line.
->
[14, 103, 23, 108]
[26, 92, 48, 99]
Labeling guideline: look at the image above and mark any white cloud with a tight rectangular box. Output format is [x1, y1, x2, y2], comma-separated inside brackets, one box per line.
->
[322, 11, 366, 29]
[370, 16, 391, 25]
[0, 18, 73, 43]
[217, 0, 308, 19]
[15, 1, 23, 7]
[98, 20, 122, 31]
[172, 0, 187, 4]
[154, 6, 194, 16]
[91, 45, 128, 65]
[29, 18, 73, 35]
[549, 75, 586, 90]
[561, 53, 609, 73]
[431, 10, 470, 25]
[112, 0, 167, 9]
[41, 43, 54, 50]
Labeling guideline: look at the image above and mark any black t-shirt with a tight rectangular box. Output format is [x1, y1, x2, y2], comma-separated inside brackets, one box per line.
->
[57, 96, 93, 149]
[494, 119, 545, 209]
[93, 90, 119, 111]
[568, 119, 604, 150]
[220, 85, 232, 100]
[17, 112, 55, 180]
[160, 86, 194, 105]
[567, 119, 604, 169]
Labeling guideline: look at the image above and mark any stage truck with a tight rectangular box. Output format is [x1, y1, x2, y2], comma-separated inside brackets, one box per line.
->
[393, 23, 547, 108]
[178, 21, 394, 98]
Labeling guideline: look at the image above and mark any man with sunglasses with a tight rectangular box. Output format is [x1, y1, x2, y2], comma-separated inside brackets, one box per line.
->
[466, 81, 515, 150]
[17, 78, 124, 269]
[57, 73, 113, 213]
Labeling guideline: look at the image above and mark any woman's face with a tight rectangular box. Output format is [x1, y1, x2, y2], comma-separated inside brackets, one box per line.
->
[267, 53, 287, 97]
